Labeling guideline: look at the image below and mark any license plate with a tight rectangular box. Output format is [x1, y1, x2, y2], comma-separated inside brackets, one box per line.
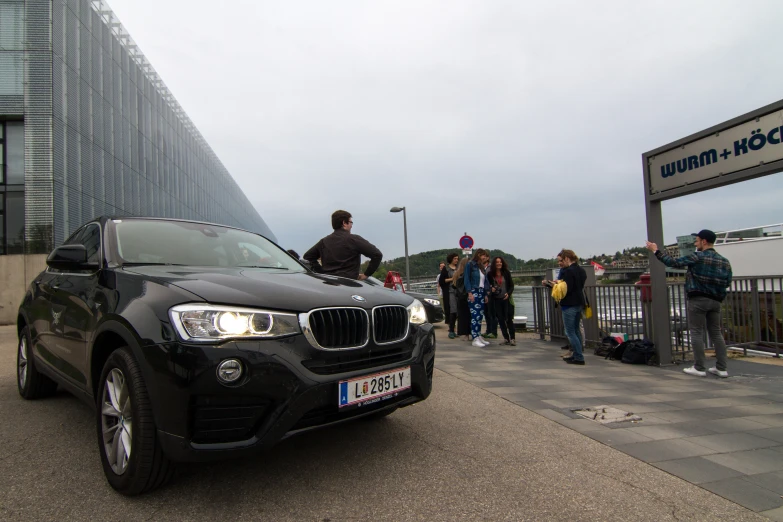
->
[338, 367, 411, 408]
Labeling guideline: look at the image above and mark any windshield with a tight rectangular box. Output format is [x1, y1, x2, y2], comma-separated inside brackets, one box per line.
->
[112, 219, 306, 272]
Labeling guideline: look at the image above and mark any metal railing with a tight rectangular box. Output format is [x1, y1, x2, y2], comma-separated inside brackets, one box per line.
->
[533, 276, 783, 361]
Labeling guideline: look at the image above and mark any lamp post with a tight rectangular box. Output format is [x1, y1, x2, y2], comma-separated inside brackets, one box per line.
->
[389, 206, 410, 291]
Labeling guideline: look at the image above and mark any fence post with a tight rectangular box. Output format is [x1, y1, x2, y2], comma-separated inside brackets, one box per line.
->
[751, 279, 761, 354]
[534, 285, 546, 340]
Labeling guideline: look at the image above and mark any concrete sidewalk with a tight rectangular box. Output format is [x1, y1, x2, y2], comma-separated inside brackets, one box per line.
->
[434, 326, 783, 520]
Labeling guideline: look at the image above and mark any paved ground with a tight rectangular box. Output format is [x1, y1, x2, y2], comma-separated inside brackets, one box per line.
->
[437, 328, 783, 520]
[0, 324, 771, 521]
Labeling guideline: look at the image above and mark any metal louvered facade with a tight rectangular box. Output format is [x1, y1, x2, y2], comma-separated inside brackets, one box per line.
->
[0, 0, 275, 255]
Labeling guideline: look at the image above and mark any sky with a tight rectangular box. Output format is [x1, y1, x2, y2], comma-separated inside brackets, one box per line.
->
[107, 0, 783, 261]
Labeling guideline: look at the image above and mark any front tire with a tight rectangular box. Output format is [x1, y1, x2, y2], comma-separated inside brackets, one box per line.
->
[17, 326, 58, 399]
[97, 347, 173, 495]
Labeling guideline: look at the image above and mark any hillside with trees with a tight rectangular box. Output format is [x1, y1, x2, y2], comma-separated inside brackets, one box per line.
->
[361, 249, 557, 280]
[359, 246, 651, 280]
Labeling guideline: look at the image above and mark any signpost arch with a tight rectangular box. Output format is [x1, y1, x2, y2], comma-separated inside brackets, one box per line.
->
[642, 98, 783, 365]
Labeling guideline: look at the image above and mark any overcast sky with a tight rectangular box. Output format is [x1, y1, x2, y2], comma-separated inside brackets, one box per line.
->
[108, 0, 783, 261]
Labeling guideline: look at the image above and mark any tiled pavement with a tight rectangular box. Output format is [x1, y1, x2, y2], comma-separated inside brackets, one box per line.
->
[434, 327, 783, 520]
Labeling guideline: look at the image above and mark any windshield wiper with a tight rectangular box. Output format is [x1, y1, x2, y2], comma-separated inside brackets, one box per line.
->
[240, 265, 290, 270]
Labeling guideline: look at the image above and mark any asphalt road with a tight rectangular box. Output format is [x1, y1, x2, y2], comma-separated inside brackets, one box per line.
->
[0, 325, 765, 521]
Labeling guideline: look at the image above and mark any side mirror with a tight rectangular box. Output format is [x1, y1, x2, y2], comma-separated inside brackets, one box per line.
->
[47, 245, 98, 271]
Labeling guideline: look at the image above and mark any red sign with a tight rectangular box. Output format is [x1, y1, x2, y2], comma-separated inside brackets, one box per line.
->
[459, 235, 474, 249]
[384, 271, 406, 292]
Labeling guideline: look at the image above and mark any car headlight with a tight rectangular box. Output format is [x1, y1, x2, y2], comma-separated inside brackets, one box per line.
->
[169, 304, 300, 342]
[407, 299, 428, 324]
[423, 298, 440, 306]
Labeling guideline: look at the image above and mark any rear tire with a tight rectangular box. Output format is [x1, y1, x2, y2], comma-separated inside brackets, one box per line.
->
[17, 326, 58, 399]
[96, 347, 173, 495]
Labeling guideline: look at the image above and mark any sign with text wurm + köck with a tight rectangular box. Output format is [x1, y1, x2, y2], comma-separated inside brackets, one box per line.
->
[648, 108, 783, 196]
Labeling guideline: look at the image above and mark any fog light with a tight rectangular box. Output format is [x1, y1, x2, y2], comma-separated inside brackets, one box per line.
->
[216, 359, 243, 384]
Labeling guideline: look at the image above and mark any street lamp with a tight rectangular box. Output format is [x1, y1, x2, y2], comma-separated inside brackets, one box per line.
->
[390, 206, 410, 291]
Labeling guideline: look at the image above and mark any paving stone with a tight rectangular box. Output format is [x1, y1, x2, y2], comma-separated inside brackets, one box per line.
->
[555, 418, 609, 433]
[608, 403, 682, 414]
[759, 506, 783, 522]
[613, 438, 718, 463]
[698, 417, 773, 434]
[586, 429, 654, 446]
[744, 470, 783, 495]
[684, 433, 781, 452]
[704, 448, 783, 475]
[749, 427, 783, 444]
[701, 477, 783, 512]
[637, 409, 724, 423]
[624, 423, 719, 441]
[652, 456, 746, 484]
[742, 415, 783, 427]
[533, 408, 572, 422]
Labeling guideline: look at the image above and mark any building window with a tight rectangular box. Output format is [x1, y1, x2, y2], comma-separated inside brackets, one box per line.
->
[1, 121, 25, 255]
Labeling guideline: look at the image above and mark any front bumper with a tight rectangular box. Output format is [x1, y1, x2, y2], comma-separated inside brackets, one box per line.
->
[144, 323, 436, 462]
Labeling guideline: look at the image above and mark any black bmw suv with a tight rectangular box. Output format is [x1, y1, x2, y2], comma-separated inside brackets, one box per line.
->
[16, 217, 435, 495]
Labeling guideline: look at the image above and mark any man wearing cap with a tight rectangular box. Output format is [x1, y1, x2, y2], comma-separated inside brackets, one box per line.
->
[645, 230, 733, 378]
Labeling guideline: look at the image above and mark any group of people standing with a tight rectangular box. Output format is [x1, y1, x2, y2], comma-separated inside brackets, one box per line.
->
[437, 249, 517, 347]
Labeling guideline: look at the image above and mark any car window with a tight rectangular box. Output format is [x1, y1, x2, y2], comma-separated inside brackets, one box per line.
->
[113, 219, 305, 272]
[63, 223, 101, 263]
[80, 225, 101, 262]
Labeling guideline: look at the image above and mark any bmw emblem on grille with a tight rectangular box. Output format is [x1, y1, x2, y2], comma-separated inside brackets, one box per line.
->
[351, 295, 366, 302]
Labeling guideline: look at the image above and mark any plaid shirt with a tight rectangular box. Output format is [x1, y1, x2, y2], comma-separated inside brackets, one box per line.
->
[655, 248, 733, 301]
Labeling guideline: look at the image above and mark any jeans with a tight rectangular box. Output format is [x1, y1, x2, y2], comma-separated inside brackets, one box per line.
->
[561, 306, 584, 361]
[469, 288, 486, 339]
[688, 296, 728, 371]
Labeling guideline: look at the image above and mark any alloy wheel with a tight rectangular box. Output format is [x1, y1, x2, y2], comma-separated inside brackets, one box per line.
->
[101, 368, 133, 475]
[18, 336, 28, 389]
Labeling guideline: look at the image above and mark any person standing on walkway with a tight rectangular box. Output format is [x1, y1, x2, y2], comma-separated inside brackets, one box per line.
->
[303, 210, 382, 280]
[646, 229, 733, 378]
[453, 257, 471, 341]
[465, 249, 491, 347]
[558, 249, 587, 365]
[488, 256, 516, 346]
[483, 257, 498, 339]
[441, 254, 459, 338]
[436, 262, 446, 297]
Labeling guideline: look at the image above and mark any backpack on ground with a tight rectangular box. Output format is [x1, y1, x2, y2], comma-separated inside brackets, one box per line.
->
[620, 339, 656, 365]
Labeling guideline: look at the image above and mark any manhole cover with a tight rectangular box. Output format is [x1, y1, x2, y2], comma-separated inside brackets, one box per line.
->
[573, 406, 642, 425]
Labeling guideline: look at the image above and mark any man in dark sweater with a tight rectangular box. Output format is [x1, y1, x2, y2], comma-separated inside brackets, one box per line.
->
[304, 210, 383, 280]
[558, 249, 587, 365]
[646, 229, 733, 377]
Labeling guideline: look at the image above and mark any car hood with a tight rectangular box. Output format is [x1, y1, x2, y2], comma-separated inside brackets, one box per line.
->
[121, 266, 415, 312]
[406, 291, 439, 302]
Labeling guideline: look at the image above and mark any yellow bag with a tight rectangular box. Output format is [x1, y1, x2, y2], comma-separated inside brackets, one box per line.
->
[581, 289, 593, 319]
[582, 305, 593, 319]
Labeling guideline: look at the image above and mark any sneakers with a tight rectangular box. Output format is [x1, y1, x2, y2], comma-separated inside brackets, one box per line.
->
[478, 336, 490, 345]
[448, 332, 456, 339]
[485, 333, 497, 339]
[708, 367, 729, 378]
[471, 339, 485, 347]
[510, 339, 516, 346]
[565, 358, 585, 365]
[560, 344, 570, 351]
[683, 366, 707, 377]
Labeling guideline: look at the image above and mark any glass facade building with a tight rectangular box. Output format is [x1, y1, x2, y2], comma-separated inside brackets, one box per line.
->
[0, 0, 275, 255]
